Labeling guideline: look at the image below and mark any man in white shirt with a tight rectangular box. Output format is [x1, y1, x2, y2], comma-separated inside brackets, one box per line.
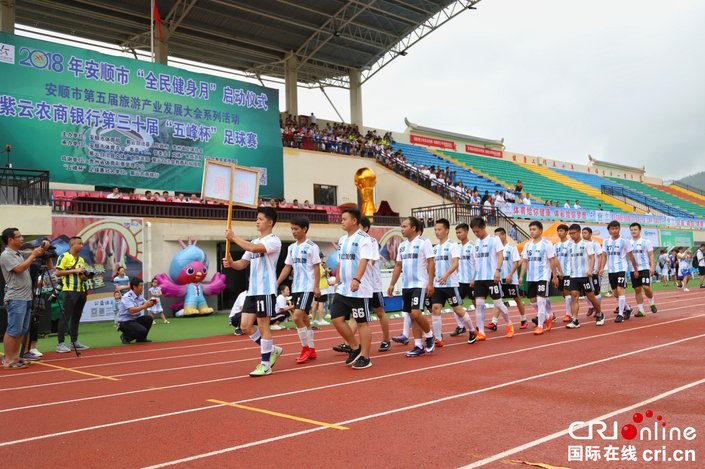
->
[520, 221, 560, 335]
[224, 206, 283, 377]
[574, 200, 581, 210]
[229, 290, 247, 335]
[564, 200, 571, 209]
[106, 187, 121, 199]
[629, 223, 657, 316]
[522, 194, 531, 205]
[272, 285, 295, 330]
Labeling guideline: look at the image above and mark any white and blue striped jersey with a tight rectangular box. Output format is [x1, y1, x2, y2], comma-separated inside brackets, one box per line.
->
[568, 239, 595, 278]
[522, 238, 556, 282]
[433, 239, 460, 288]
[458, 241, 476, 284]
[337, 230, 374, 298]
[474, 235, 504, 281]
[501, 243, 520, 285]
[630, 238, 653, 271]
[242, 234, 282, 296]
[284, 239, 321, 293]
[677, 253, 691, 273]
[554, 240, 573, 277]
[368, 237, 383, 292]
[588, 240, 603, 274]
[397, 235, 434, 289]
[603, 237, 632, 274]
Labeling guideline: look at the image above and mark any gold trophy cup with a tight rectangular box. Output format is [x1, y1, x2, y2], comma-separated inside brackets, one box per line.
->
[354, 167, 377, 217]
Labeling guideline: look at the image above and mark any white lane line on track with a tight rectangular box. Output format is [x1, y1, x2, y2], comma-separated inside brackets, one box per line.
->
[35, 286, 691, 364]
[1, 316, 703, 450]
[459, 377, 705, 468]
[137, 334, 705, 468]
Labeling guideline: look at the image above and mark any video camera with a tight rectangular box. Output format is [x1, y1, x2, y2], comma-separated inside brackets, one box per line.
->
[37, 244, 58, 261]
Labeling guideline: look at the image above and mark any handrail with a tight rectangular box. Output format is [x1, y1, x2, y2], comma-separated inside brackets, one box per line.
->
[0, 168, 51, 205]
[601, 185, 693, 218]
[670, 180, 705, 197]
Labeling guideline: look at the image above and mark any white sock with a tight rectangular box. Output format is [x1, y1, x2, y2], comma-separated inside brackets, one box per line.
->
[618, 296, 626, 316]
[414, 339, 423, 348]
[402, 312, 411, 337]
[496, 302, 511, 326]
[454, 313, 464, 328]
[537, 297, 547, 327]
[475, 298, 486, 334]
[648, 297, 655, 306]
[520, 314, 527, 321]
[432, 315, 443, 341]
[546, 298, 554, 318]
[491, 317, 498, 325]
[308, 329, 314, 348]
[585, 297, 592, 309]
[530, 301, 539, 314]
[261, 339, 273, 366]
[461, 311, 475, 331]
[424, 330, 433, 339]
[297, 327, 309, 347]
[597, 294, 602, 304]
[638, 303, 644, 312]
[565, 296, 572, 315]
[249, 330, 261, 344]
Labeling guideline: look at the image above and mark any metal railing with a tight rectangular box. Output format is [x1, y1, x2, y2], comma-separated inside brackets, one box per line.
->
[411, 204, 530, 242]
[0, 168, 51, 205]
[51, 198, 332, 223]
[670, 180, 705, 197]
[601, 185, 693, 218]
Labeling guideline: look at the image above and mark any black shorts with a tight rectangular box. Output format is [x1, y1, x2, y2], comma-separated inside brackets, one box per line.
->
[630, 270, 651, 288]
[608, 272, 628, 290]
[330, 294, 371, 324]
[591, 275, 601, 293]
[474, 280, 502, 300]
[292, 292, 315, 312]
[561, 276, 571, 292]
[501, 283, 520, 299]
[370, 291, 385, 309]
[242, 294, 276, 319]
[458, 283, 475, 300]
[699, 266, 705, 276]
[527, 281, 550, 299]
[430, 287, 461, 307]
[569, 277, 594, 295]
[402, 288, 426, 312]
[314, 294, 328, 303]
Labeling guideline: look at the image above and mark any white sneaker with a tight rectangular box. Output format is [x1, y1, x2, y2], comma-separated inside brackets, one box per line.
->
[311, 319, 319, 325]
[270, 324, 284, 330]
[684, 288, 690, 292]
[30, 348, 43, 357]
[69, 341, 90, 350]
[317, 319, 331, 326]
[324, 314, 331, 319]
[56, 342, 70, 353]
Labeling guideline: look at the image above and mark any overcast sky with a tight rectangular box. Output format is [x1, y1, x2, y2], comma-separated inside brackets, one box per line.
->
[294, 0, 705, 181]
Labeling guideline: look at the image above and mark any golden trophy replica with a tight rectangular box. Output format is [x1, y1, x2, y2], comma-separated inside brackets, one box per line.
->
[354, 167, 377, 217]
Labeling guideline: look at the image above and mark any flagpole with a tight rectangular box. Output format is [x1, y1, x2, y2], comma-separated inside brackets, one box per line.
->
[150, 0, 155, 63]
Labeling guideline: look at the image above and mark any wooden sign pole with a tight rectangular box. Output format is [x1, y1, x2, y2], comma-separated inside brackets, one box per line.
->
[225, 172, 234, 255]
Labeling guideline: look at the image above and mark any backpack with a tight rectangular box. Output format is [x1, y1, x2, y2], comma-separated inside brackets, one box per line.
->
[693, 253, 700, 269]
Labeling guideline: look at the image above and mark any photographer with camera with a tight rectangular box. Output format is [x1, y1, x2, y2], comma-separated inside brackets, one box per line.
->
[55, 236, 91, 353]
[20, 242, 54, 360]
[1, 228, 48, 370]
[118, 278, 157, 344]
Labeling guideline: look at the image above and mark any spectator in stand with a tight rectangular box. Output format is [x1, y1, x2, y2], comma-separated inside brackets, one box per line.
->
[189, 194, 198, 203]
[269, 199, 277, 208]
[574, 200, 581, 209]
[514, 180, 523, 195]
[310, 112, 316, 125]
[291, 199, 300, 208]
[127, 191, 135, 199]
[107, 187, 120, 199]
[162, 191, 172, 202]
[175, 193, 186, 202]
[564, 200, 571, 209]
[481, 190, 490, 205]
[598, 204, 603, 211]
[278, 198, 288, 208]
[523, 193, 532, 205]
[144, 190, 153, 201]
[505, 190, 515, 203]
[258, 198, 265, 206]
[632, 207, 638, 213]
[303, 200, 312, 209]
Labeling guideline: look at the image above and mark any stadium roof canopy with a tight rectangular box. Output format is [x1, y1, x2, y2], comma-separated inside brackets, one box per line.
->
[13, 0, 480, 89]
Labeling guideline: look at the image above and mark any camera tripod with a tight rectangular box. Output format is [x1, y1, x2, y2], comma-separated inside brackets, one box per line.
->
[21, 264, 81, 358]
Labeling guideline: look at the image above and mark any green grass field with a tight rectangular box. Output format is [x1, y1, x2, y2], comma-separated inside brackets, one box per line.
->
[0, 280, 695, 355]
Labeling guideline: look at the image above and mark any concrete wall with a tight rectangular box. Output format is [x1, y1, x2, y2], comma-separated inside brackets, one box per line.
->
[0, 205, 52, 237]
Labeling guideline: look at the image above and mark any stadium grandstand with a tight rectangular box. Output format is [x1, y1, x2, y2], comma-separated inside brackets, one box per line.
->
[1, 1, 705, 468]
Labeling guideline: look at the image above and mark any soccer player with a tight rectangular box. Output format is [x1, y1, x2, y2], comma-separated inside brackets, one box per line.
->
[602, 221, 638, 323]
[554, 224, 574, 322]
[276, 216, 321, 364]
[224, 207, 283, 377]
[451, 223, 477, 337]
[470, 217, 512, 340]
[352, 217, 391, 352]
[487, 227, 527, 330]
[582, 227, 605, 324]
[520, 221, 560, 335]
[629, 223, 657, 316]
[388, 216, 438, 356]
[566, 224, 601, 328]
[330, 207, 375, 369]
[430, 219, 477, 345]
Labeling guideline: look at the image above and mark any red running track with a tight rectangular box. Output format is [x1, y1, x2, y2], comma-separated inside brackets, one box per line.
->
[1, 288, 704, 469]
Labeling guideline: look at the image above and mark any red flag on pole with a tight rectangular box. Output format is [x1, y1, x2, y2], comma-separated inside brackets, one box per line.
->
[153, 1, 163, 41]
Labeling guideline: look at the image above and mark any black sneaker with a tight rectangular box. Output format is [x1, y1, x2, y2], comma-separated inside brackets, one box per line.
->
[486, 323, 498, 331]
[624, 308, 632, 320]
[615, 315, 624, 323]
[333, 343, 353, 353]
[566, 318, 580, 329]
[467, 331, 477, 344]
[424, 336, 435, 354]
[595, 314, 605, 326]
[614, 307, 620, 315]
[136, 339, 153, 343]
[449, 326, 466, 337]
[351, 356, 372, 369]
[234, 328, 245, 336]
[345, 347, 362, 366]
[378, 341, 390, 352]
[531, 316, 539, 325]
[635, 311, 646, 317]
[120, 334, 131, 344]
[650, 304, 658, 313]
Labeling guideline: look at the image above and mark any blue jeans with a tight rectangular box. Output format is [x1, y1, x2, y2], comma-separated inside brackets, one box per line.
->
[5, 300, 32, 338]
